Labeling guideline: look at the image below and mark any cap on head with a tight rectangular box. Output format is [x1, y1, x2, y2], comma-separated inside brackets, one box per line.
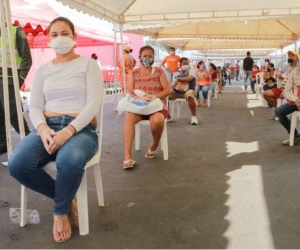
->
[288, 50, 299, 59]
[124, 46, 131, 52]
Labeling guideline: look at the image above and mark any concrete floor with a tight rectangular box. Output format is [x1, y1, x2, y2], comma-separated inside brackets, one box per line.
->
[1, 79, 300, 249]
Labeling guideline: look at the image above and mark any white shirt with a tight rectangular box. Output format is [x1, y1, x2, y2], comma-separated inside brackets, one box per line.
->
[30, 56, 104, 132]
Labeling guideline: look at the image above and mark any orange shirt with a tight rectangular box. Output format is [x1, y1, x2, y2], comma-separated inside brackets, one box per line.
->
[162, 55, 181, 72]
[196, 71, 211, 86]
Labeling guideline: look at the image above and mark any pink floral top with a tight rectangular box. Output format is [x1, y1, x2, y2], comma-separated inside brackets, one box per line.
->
[133, 67, 167, 110]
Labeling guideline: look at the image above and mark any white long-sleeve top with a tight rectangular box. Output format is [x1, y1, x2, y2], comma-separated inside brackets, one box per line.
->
[29, 56, 104, 132]
[283, 66, 300, 102]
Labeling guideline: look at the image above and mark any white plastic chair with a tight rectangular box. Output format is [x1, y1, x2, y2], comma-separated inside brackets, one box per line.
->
[255, 72, 264, 99]
[20, 91, 106, 236]
[169, 98, 186, 120]
[255, 72, 268, 107]
[289, 111, 300, 146]
[134, 109, 168, 160]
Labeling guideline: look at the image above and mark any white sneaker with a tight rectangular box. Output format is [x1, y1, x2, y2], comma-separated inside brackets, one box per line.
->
[191, 116, 198, 125]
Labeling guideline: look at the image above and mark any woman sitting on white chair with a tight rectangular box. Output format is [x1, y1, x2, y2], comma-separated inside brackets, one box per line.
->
[8, 17, 104, 243]
[263, 63, 277, 92]
[195, 61, 211, 107]
[123, 46, 171, 169]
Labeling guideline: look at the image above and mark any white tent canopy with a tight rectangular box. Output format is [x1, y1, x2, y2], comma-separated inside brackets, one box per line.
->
[57, 0, 300, 56]
[57, 0, 300, 26]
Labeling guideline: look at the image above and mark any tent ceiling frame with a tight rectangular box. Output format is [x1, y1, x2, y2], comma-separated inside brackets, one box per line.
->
[124, 8, 300, 24]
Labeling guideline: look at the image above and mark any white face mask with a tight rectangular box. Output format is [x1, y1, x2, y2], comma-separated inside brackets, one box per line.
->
[48, 36, 76, 54]
[181, 65, 188, 71]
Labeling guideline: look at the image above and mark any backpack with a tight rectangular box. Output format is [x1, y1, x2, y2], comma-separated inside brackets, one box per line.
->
[174, 71, 192, 94]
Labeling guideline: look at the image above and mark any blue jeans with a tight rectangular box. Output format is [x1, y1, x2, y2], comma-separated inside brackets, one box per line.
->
[236, 70, 239, 80]
[275, 104, 299, 135]
[244, 70, 252, 90]
[250, 80, 256, 92]
[8, 115, 98, 215]
[263, 84, 277, 91]
[210, 81, 217, 97]
[165, 70, 173, 85]
[196, 85, 210, 100]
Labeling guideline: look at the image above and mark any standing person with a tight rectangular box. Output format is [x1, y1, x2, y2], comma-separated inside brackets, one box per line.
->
[161, 47, 181, 84]
[8, 17, 104, 242]
[118, 46, 134, 94]
[128, 48, 137, 68]
[170, 57, 198, 125]
[243, 51, 254, 91]
[0, 24, 32, 154]
[123, 46, 171, 169]
[226, 66, 232, 85]
[235, 60, 240, 80]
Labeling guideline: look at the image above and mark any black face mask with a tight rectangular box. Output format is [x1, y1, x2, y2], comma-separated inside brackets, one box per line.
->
[287, 58, 294, 63]
[267, 68, 271, 72]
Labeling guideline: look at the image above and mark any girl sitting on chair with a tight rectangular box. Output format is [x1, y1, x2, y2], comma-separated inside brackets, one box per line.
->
[8, 17, 103, 243]
[123, 46, 171, 169]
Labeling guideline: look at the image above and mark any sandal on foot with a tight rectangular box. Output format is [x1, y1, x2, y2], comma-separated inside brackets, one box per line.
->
[68, 199, 79, 228]
[53, 214, 71, 243]
[123, 159, 135, 169]
[145, 149, 156, 159]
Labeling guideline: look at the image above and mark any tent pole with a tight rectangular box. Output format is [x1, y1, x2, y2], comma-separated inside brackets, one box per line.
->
[281, 47, 283, 69]
[1, 0, 25, 158]
[275, 50, 278, 69]
[120, 23, 126, 95]
[0, 0, 12, 157]
[113, 23, 118, 110]
[155, 39, 160, 66]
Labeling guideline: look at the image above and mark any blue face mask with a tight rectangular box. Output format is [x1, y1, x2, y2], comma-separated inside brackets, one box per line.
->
[140, 58, 154, 68]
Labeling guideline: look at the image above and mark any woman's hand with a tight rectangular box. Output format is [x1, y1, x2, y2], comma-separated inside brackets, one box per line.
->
[37, 125, 56, 154]
[48, 128, 73, 154]
[141, 94, 156, 102]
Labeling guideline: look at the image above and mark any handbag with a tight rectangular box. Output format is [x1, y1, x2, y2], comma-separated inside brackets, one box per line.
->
[174, 73, 190, 94]
[265, 77, 276, 88]
[117, 89, 163, 115]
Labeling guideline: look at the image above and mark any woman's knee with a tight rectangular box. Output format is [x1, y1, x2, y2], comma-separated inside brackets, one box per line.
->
[150, 113, 164, 127]
[8, 153, 32, 178]
[124, 113, 141, 125]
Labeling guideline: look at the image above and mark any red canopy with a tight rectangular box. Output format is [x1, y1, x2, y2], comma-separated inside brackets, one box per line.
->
[10, 0, 128, 48]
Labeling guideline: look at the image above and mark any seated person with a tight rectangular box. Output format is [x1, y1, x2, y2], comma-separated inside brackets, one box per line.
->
[209, 63, 218, 98]
[8, 17, 104, 243]
[169, 57, 198, 125]
[263, 51, 299, 109]
[217, 66, 223, 94]
[249, 65, 262, 93]
[195, 61, 211, 107]
[262, 62, 277, 91]
[123, 46, 171, 169]
[275, 64, 300, 145]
